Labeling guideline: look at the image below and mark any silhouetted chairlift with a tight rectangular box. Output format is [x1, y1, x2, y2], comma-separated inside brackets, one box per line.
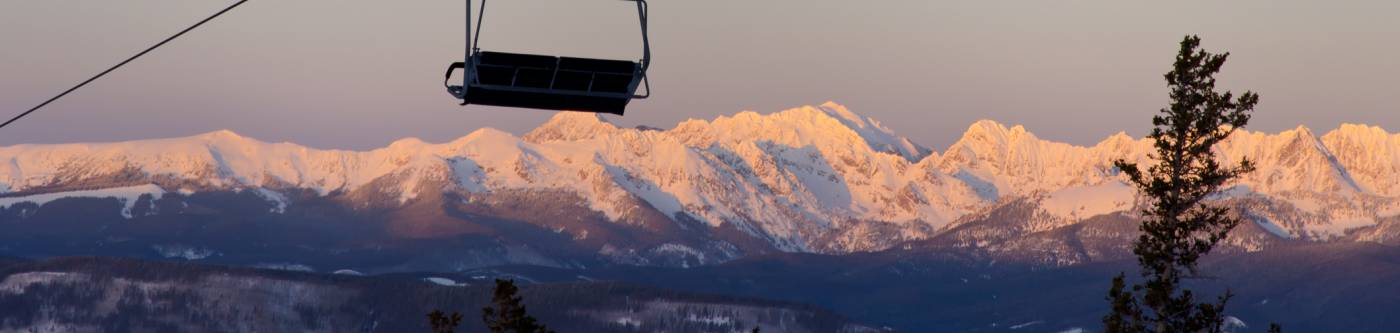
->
[444, 0, 651, 115]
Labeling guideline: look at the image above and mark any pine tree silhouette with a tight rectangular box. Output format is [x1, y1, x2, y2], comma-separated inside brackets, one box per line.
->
[482, 279, 554, 333]
[427, 310, 463, 333]
[1102, 35, 1269, 333]
[426, 279, 553, 333]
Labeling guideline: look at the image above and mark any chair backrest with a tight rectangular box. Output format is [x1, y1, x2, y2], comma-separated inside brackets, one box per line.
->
[560, 57, 637, 94]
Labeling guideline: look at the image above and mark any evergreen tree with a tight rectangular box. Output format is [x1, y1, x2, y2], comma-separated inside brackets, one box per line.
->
[482, 279, 554, 333]
[427, 310, 463, 333]
[1103, 35, 1261, 333]
[426, 279, 552, 333]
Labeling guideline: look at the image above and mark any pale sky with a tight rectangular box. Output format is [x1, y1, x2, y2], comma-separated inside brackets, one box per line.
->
[2, 0, 1397, 150]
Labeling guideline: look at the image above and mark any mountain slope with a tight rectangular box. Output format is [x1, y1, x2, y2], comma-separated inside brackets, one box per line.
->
[0, 257, 877, 333]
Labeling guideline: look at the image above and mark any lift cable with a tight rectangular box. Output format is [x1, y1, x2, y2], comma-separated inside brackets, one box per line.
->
[1, 0, 251, 130]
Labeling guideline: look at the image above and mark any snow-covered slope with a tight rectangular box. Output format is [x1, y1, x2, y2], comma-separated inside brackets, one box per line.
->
[2, 102, 1398, 254]
[0, 184, 165, 218]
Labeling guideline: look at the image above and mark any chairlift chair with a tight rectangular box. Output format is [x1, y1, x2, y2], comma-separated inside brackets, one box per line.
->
[444, 0, 651, 115]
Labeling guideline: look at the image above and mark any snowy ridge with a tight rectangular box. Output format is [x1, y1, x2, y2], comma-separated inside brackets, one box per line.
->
[0, 184, 165, 218]
[2, 102, 1399, 251]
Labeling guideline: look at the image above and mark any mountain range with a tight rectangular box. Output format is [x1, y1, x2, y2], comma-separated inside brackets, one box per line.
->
[3, 102, 1399, 271]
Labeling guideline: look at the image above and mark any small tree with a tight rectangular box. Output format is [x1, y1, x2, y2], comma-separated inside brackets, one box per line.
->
[1103, 35, 1261, 333]
[427, 279, 552, 333]
[482, 279, 554, 333]
[428, 310, 463, 333]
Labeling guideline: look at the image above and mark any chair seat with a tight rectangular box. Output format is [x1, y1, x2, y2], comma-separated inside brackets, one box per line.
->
[463, 84, 632, 114]
[458, 51, 641, 114]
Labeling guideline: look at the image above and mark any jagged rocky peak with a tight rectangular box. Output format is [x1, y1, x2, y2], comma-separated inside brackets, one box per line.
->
[1236, 125, 1330, 161]
[1214, 125, 1361, 194]
[1339, 122, 1392, 136]
[939, 119, 1039, 168]
[956, 119, 1038, 147]
[1285, 125, 1321, 145]
[1320, 124, 1400, 195]
[1278, 125, 1330, 161]
[1323, 123, 1397, 148]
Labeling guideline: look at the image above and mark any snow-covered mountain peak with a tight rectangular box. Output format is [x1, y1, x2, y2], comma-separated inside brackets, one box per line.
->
[941, 119, 1050, 166]
[1217, 126, 1361, 194]
[524, 112, 619, 143]
[938, 119, 1112, 197]
[196, 129, 304, 152]
[190, 129, 262, 148]
[454, 127, 517, 145]
[813, 101, 931, 161]
[1091, 131, 1148, 160]
[954, 120, 1039, 148]
[961, 119, 1008, 141]
[1097, 131, 1135, 147]
[1271, 125, 1328, 154]
[1327, 123, 1393, 142]
[817, 101, 865, 127]
[387, 137, 428, 150]
[1321, 124, 1400, 196]
[669, 103, 927, 161]
[196, 129, 246, 140]
[1234, 125, 1329, 155]
[1287, 125, 1318, 140]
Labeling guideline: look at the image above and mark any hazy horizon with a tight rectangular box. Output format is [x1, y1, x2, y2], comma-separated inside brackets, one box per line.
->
[1, 102, 1395, 155]
[3, 0, 1397, 150]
